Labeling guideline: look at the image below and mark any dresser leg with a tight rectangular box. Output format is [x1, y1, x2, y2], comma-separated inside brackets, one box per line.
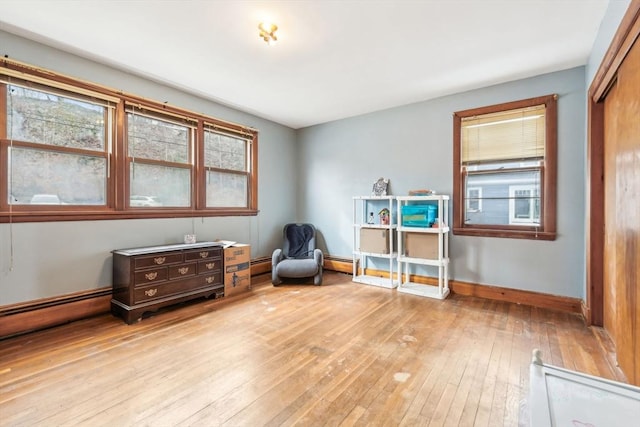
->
[111, 301, 142, 325]
[124, 311, 142, 325]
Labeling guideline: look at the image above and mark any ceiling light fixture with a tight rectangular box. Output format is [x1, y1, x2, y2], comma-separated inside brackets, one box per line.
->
[258, 22, 278, 45]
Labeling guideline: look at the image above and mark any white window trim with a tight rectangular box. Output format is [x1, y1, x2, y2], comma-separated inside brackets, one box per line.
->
[466, 186, 483, 213]
[508, 184, 539, 225]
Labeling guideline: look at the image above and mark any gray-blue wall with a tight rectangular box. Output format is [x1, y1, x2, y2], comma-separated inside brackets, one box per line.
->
[295, 0, 632, 300]
[297, 67, 587, 298]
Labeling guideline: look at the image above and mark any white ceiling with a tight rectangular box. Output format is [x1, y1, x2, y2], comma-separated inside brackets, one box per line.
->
[0, 0, 610, 129]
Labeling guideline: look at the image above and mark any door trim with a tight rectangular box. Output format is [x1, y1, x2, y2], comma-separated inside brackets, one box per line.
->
[586, 1, 640, 326]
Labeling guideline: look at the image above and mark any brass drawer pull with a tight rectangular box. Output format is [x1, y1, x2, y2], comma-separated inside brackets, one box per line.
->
[205, 276, 214, 284]
[144, 272, 158, 281]
[199, 251, 209, 258]
[154, 256, 166, 265]
[178, 267, 189, 275]
[205, 262, 215, 270]
[144, 288, 158, 297]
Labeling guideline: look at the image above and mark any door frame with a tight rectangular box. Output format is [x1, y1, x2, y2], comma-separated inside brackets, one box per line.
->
[586, 1, 640, 326]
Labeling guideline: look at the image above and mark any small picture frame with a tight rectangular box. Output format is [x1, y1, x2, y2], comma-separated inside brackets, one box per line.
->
[372, 177, 389, 196]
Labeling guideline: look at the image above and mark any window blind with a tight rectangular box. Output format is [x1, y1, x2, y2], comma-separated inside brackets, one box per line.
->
[461, 104, 545, 164]
[2, 78, 118, 109]
[204, 122, 255, 141]
[125, 102, 197, 128]
[0, 69, 120, 106]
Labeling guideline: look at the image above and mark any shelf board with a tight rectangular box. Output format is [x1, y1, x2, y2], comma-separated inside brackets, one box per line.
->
[398, 281, 449, 299]
[396, 195, 450, 201]
[353, 274, 398, 289]
[354, 224, 398, 229]
[353, 195, 395, 200]
[354, 251, 398, 259]
[397, 225, 449, 233]
[398, 256, 449, 266]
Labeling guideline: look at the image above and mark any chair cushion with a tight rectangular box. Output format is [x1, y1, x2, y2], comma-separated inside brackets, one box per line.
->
[284, 224, 315, 258]
[275, 258, 319, 278]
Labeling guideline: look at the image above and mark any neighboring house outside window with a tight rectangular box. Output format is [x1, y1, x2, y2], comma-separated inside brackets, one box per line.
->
[466, 187, 482, 213]
[509, 185, 540, 225]
[453, 95, 557, 240]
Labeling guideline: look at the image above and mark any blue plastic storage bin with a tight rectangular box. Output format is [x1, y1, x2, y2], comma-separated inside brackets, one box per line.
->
[401, 204, 437, 227]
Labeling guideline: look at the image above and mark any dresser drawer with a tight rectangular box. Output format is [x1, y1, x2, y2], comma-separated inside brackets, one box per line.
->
[185, 247, 221, 262]
[133, 267, 168, 286]
[134, 253, 183, 269]
[197, 259, 222, 274]
[168, 262, 197, 280]
[133, 276, 220, 304]
[200, 271, 222, 286]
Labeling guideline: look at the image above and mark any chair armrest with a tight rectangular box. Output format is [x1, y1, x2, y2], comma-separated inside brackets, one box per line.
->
[272, 248, 283, 267]
[313, 249, 323, 267]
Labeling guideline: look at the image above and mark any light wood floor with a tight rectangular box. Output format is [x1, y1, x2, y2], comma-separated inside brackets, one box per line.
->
[0, 272, 625, 426]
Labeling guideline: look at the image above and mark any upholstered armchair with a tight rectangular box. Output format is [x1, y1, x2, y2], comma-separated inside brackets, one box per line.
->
[272, 223, 323, 285]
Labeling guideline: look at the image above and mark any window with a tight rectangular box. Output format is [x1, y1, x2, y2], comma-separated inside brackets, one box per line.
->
[453, 95, 557, 240]
[5, 83, 112, 207]
[509, 185, 540, 225]
[203, 126, 251, 208]
[0, 59, 258, 222]
[126, 108, 194, 208]
[466, 187, 482, 213]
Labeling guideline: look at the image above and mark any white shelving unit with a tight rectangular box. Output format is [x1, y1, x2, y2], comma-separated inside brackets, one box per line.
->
[396, 195, 450, 299]
[352, 196, 398, 289]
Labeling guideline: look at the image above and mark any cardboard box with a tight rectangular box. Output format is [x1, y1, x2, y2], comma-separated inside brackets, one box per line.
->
[223, 244, 251, 296]
[360, 228, 391, 254]
[404, 233, 438, 259]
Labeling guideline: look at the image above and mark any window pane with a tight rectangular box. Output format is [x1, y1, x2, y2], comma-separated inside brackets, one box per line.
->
[130, 163, 190, 207]
[7, 85, 106, 151]
[514, 191, 531, 218]
[509, 185, 540, 225]
[127, 113, 189, 163]
[464, 169, 540, 226]
[8, 147, 106, 205]
[467, 187, 482, 212]
[204, 131, 247, 171]
[206, 171, 247, 207]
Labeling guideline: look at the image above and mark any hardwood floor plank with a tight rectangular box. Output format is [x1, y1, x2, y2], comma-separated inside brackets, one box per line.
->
[330, 313, 434, 426]
[0, 272, 625, 427]
[396, 311, 463, 425]
[445, 309, 497, 426]
[419, 309, 474, 422]
[270, 297, 417, 425]
[338, 404, 367, 426]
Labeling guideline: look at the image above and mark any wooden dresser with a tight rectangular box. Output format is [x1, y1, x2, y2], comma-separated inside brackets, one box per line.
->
[111, 242, 224, 324]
